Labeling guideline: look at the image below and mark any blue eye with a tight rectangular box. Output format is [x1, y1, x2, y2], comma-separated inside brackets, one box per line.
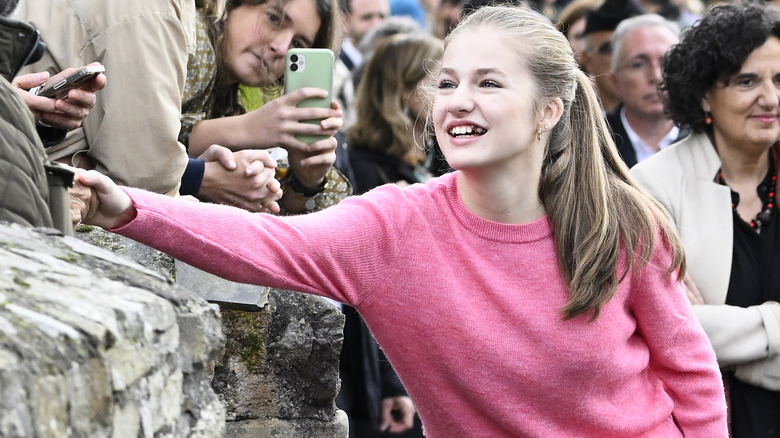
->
[437, 80, 456, 89]
[481, 80, 501, 88]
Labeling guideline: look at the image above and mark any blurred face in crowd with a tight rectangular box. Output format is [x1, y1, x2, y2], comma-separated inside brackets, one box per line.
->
[581, 30, 620, 110]
[343, 0, 389, 42]
[566, 17, 588, 66]
[704, 37, 780, 153]
[224, 0, 320, 86]
[611, 24, 678, 117]
[434, 0, 462, 39]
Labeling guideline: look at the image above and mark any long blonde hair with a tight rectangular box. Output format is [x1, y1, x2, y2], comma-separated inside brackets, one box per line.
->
[445, 6, 686, 319]
[348, 33, 443, 158]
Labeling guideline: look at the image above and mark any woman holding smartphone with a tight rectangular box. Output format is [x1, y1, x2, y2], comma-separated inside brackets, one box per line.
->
[179, 0, 350, 214]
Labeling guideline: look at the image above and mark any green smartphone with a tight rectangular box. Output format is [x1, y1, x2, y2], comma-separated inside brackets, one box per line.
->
[283, 48, 335, 144]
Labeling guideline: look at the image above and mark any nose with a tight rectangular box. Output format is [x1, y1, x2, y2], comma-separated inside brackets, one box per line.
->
[446, 84, 475, 114]
[270, 29, 295, 55]
[757, 78, 780, 109]
[367, 16, 384, 28]
[648, 61, 663, 84]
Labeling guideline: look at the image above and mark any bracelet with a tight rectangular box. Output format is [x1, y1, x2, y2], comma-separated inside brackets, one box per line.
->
[288, 174, 328, 197]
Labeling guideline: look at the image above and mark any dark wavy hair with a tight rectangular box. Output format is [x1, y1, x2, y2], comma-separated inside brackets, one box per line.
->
[661, 1, 780, 134]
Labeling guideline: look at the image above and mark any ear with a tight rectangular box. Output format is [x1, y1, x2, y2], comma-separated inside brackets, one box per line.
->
[701, 95, 710, 113]
[541, 97, 564, 131]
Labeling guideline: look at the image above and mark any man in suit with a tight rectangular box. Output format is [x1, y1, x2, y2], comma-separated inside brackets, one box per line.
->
[581, 0, 645, 114]
[606, 13, 686, 168]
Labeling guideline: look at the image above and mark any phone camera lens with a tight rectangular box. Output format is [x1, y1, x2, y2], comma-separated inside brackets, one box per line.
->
[290, 63, 299, 72]
[290, 54, 299, 62]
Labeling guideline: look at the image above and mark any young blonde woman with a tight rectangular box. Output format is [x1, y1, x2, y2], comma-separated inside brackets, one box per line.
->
[74, 5, 727, 437]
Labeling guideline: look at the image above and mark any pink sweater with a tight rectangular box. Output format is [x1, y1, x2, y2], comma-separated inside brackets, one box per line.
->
[116, 172, 728, 437]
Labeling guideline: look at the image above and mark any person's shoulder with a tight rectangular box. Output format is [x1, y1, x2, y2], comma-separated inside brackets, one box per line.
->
[630, 134, 710, 197]
[632, 136, 690, 175]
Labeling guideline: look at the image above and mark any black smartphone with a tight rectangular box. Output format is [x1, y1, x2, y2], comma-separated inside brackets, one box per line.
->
[36, 64, 105, 99]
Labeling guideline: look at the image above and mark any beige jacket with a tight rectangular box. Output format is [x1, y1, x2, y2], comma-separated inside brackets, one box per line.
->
[632, 132, 780, 391]
[15, 0, 196, 195]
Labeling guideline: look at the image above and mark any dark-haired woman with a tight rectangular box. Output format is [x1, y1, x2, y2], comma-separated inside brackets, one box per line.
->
[631, 2, 780, 436]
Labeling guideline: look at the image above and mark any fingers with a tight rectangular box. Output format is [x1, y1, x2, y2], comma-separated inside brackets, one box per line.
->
[199, 144, 237, 170]
[287, 87, 330, 103]
[76, 169, 109, 192]
[199, 160, 283, 212]
[12, 71, 50, 89]
[379, 397, 416, 433]
[16, 70, 100, 130]
[286, 135, 339, 155]
[68, 181, 94, 227]
[79, 72, 107, 93]
[320, 113, 343, 131]
[233, 149, 277, 173]
[72, 170, 135, 229]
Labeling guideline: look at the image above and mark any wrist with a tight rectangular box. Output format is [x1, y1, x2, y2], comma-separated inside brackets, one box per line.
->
[287, 172, 327, 197]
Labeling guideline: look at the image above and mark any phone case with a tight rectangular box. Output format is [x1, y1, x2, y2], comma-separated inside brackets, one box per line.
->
[283, 48, 335, 144]
[37, 64, 105, 99]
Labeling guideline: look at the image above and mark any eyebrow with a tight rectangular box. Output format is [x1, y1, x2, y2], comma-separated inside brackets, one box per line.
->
[734, 72, 758, 81]
[439, 67, 507, 77]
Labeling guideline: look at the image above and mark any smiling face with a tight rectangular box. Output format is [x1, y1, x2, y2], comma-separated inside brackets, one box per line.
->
[611, 24, 678, 117]
[224, 0, 321, 86]
[704, 36, 780, 154]
[432, 27, 546, 173]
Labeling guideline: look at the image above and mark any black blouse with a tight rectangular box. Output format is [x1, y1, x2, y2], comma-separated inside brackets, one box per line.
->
[723, 167, 780, 438]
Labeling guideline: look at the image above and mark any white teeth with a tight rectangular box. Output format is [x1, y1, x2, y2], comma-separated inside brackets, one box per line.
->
[449, 126, 485, 136]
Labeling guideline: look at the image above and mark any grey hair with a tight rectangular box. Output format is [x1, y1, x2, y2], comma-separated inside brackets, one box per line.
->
[610, 14, 680, 71]
[0, 0, 20, 17]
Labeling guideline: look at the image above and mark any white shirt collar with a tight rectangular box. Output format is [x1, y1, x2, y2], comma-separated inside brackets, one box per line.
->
[620, 106, 679, 164]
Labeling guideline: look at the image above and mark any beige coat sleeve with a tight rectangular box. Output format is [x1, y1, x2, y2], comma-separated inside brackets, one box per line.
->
[631, 134, 780, 390]
[17, 0, 196, 195]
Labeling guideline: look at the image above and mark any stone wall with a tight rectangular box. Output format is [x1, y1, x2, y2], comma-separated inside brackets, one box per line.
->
[0, 223, 225, 437]
[0, 221, 347, 437]
[76, 226, 348, 438]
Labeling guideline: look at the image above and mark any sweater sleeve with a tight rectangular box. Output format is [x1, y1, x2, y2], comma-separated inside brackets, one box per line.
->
[628, 240, 728, 437]
[113, 186, 412, 306]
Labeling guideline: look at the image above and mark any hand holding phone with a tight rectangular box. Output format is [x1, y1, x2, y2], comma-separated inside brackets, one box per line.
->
[14, 63, 107, 131]
[36, 64, 106, 99]
[283, 49, 335, 144]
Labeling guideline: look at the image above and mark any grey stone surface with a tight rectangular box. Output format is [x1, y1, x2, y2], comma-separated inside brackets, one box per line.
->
[0, 222, 225, 437]
[75, 225, 348, 437]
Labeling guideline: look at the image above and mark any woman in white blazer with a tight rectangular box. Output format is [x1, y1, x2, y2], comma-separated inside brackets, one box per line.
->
[631, 2, 780, 436]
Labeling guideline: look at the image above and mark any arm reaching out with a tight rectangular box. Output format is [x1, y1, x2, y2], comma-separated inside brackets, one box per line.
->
[73, 170, 136, 230]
